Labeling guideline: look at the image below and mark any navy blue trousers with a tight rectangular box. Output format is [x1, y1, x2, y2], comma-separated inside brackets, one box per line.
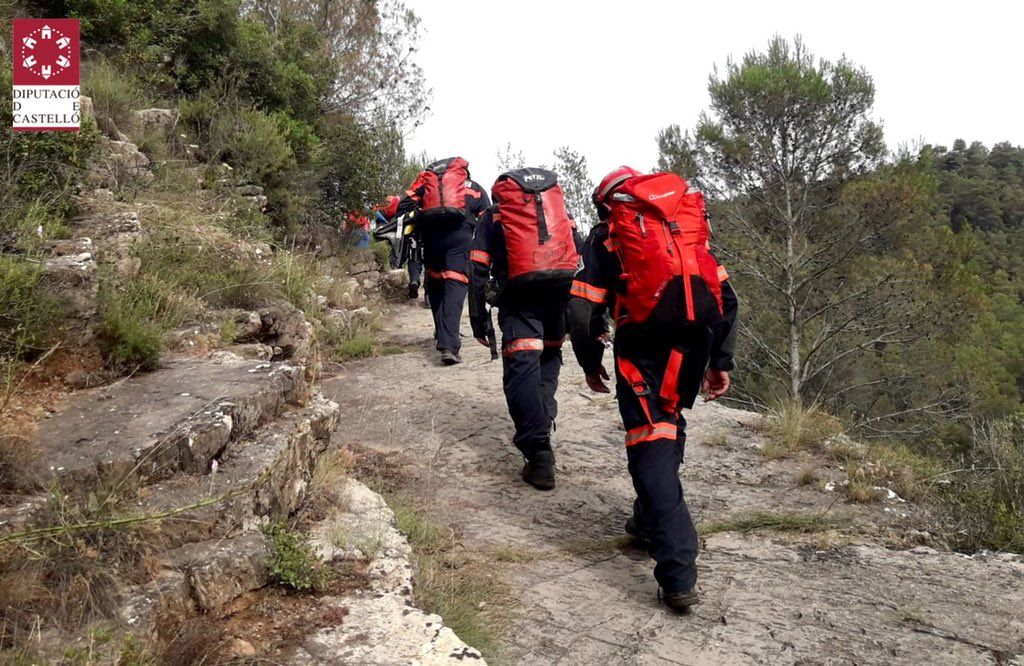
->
[422, 220, 473, 354]
[615, 325, 713, 593]
[499, 289, 569, 457]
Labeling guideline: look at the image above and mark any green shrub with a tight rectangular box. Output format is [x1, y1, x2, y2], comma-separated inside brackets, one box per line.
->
[271, 252, 316, 312]
[96, 275, 190, 372]
[0, 254, 61, 359]
[940, 416, 1024, 553]
[81, 58, 154, 133]
[371, 241, 392, 271]
[263, 522, 330, 593]
[1, 57, 99, 246]
[134, 229, 276, 310]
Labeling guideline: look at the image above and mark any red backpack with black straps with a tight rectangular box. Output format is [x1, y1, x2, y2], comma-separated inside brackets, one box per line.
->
[606, 172, 724, 328]
[419, 157, 470, 215]
[492, 168, 579, 286]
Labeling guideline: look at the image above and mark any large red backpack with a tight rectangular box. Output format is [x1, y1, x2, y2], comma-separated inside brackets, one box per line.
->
[419, 157, 470, 215]
[607, 172, 724, 328]
[492, 168, 579, 286]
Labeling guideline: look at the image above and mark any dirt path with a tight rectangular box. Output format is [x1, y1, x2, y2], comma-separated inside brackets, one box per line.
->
[322, 303, 1024, 665]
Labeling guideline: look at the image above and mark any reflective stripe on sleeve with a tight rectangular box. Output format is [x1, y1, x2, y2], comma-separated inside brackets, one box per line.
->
[570, 280, 609, 304]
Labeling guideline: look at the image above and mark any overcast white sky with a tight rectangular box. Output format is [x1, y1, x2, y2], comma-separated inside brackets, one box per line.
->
[404, 0, 1023, 188]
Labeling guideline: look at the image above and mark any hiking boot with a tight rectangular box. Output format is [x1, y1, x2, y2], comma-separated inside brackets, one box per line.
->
[624, 516, 651, 542]
[408, 282, 420, 300]
[522, 450, 556, 491]
[661, 588, 701, 613]
[440, 350, 462, 365]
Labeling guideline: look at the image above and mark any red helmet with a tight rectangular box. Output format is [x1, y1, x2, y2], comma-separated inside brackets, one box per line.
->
[593, 166, 642, 219]
[382, 195, 400, 219]
[594, 166, 642, 205]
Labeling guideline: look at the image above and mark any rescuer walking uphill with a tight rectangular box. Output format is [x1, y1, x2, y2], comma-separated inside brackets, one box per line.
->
[568, 166, 739, 611]
[469, 168, 581, 490]
[400, 157, 490, 365]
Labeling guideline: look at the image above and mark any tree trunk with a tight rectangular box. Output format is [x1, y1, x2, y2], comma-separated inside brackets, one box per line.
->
[785, 194, 802, 402]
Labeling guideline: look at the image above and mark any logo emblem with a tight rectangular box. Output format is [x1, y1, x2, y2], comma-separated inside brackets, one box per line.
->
[19, 24, 74, 81]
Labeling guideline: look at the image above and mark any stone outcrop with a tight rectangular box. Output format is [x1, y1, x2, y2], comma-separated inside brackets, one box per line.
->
[288, 478, 486, 665]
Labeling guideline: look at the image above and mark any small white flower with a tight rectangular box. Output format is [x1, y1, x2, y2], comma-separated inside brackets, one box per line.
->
[36, 224, 43, 239]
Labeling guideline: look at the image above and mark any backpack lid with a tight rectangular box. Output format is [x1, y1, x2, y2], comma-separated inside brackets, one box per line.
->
[427, 156, 468, 175]
[619, 172, 690, 219]
[497, 168, 558, 194]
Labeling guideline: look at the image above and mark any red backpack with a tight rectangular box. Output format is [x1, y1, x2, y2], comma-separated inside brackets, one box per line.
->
[492, 168, 579, 286]
[606, 172, 724, 328]
[419, 157, 470, 215]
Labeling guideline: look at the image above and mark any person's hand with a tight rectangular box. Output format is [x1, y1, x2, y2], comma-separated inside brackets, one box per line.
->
[703, 369, 730, 401]
[586, 366, 611, 393]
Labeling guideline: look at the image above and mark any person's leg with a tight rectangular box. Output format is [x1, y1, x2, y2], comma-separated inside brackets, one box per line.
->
[499, 301, 556, 489]
[538, 291, 569, 432]
[437, 277, 468, 355]
[499, 304, 548, 453]
[407, 244, 422, 300]
[425, 276, 445, 346]
[626, 432, 698, 593]
[614, 336, 699, 595]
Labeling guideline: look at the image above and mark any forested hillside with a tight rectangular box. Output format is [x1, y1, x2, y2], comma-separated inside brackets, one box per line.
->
[656, 37, 1024, 552]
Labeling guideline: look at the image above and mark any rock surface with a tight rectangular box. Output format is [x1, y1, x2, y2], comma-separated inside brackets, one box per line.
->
[321, 302, 1024, 666]
[288, 478, 485, 665]
[19, 354, 304, 494]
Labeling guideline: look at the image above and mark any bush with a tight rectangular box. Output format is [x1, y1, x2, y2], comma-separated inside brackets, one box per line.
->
[82, 58, 154, 133]
[263, 522, 330, 592]
[940, 416, 1024, 553]
[96, 275, 190, 372]
[0, 254, 62, 359]
[1, 58, 99, 247]
[134, 228, 276, 310]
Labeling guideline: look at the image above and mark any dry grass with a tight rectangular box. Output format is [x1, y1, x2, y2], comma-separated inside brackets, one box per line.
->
[559, 536, 633, 557]
[487, 544, 541, 564]
[796, 465, 822, 487]
[699, 510, 847, 536]
[762, 399, 843, 459]
[703, 433, 730, 448]
[0, 493, 156, 650]
[388, 494, 508, 662]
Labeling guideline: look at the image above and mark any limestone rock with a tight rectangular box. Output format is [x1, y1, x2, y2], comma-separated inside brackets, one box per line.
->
[165, 532, 271, 611]
[40, 242, 97, 319]
[381, 269, 410, 300]
[231, 310, 264, 342]
[259, 302, 314, 367]
[128, 108, 180, 138]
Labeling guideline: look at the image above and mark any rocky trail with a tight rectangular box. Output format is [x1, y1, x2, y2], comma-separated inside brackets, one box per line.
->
[322, 301, 1024, 665]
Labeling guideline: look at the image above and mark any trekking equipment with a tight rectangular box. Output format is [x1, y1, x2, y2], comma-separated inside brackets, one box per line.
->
[522, 449, 556, 491]
[660, 588, 701, 612]
[606, 172, 724, 328]
[491, 168, 579, 287]
[593, 165, 642, 209]
[624, 515, 651, 542]
[419, 157, 470, 216]
[440, 349, 462, 365]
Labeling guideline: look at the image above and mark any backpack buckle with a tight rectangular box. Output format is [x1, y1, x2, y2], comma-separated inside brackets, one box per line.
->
[630, 380, 650, 396]
[668, 221, 682, 236]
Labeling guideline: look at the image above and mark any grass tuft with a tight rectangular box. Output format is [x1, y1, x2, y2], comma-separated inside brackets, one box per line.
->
[699, 510, 846, 536]
[389, 494, 506, 661]
[762, 399, 843, 459]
